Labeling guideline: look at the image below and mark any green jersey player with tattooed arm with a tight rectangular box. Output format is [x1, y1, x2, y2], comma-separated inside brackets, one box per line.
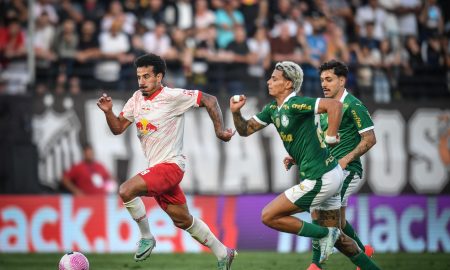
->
[285, 60, 380, 270]
[231, 61, 352, 264]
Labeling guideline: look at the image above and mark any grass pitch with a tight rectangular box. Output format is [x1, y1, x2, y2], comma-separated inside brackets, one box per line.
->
[1, 252, 449, 269]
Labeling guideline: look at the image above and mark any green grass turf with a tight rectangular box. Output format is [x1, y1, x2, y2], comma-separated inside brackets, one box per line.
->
[1, 252, 449, 270]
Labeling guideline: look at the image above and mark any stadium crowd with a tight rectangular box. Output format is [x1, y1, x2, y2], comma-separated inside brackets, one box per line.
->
[0, 0, 449, 102]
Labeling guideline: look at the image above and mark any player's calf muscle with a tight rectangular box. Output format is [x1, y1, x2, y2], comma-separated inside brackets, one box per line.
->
[317, 209, 340, 227]
[335, 234, 360, 257]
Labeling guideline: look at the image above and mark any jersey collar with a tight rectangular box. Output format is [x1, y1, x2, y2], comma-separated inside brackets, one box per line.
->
[278, 92, 296, 110]
[339, 89, 348, 103]
[144, 85, 164, 101]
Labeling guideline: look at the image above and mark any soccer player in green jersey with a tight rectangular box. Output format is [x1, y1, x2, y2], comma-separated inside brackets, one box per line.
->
[285, 60, 380, 270]
[230, 61, 345, 263]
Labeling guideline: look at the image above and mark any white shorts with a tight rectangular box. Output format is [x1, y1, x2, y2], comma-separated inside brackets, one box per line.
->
[340, 170, 364, 207]
[284, 165, 344, 212]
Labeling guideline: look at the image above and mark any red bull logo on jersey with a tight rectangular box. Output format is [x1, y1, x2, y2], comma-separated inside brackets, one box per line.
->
[136, 118, 158, 135]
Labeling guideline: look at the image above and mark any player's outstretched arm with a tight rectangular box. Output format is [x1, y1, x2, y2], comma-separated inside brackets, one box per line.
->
[229, 95, 265, 137]
[317, 98, 343, 145]
[199, 92, 235, 142]
[339, 129, 376, 169]
[97, 93, 132, 135]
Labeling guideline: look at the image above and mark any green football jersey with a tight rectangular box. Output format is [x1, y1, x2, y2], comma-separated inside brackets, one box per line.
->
[254, 94, 337, 180]
[319, 90, 374, 175]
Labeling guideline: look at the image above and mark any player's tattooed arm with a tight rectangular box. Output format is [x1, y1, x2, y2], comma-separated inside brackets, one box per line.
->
[340, 129, 376, 168]
[200, 92, 234, 141]
[232, 113, 264, 137]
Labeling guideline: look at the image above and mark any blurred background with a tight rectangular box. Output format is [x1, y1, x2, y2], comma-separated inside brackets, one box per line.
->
[0, 0, 449, 257]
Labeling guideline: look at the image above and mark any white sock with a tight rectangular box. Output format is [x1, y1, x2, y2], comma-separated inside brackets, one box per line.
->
[123, 197, 153, 239]
[186, 217, 227, 260]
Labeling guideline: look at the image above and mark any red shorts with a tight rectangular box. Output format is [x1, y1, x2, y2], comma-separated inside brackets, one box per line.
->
[137, 163, 186, 210]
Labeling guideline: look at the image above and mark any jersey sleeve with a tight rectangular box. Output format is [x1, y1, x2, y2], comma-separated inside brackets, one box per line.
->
[121, 93, 138, 123]
[169, 88, 202, 115]
[350, 101, 374, 133]
[253, 103, 273, 126]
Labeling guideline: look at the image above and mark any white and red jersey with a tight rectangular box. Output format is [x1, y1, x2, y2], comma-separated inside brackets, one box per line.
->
[121, 86, 202, 170]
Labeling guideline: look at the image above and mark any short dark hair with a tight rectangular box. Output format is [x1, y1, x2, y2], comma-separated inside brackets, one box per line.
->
[318, 60, 348, 78]
[134, 53, 166, 78]
[82, 142, 92, 150]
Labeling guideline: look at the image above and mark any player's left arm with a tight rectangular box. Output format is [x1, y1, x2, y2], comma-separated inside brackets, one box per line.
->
[199, 92, 235, 142]
[339, 129, 376, 169]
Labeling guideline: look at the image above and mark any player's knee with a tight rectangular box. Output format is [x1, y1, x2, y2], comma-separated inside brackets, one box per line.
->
[172, 215, 192, 229]
[261, 208, 274, 227]
[119, 182, 134, 202]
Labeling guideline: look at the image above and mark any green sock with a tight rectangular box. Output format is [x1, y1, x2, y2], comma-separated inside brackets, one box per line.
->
[343, 221, 365, 251]
[350, 252, 381, 270]
[298, 221, 329, 238]
[311, 220, 322, 268]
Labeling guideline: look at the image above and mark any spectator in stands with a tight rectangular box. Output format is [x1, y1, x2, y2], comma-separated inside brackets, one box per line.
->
[62, 143, 116, 195]
[270, 21, 302, 64]
[164, 27, 191, 88]
[194, 0, 216, 42]
[247, 26, 271, 98]
[303, 11, 328, 97]
[324, 20, 350, 63]
[33, 0, 59, 24]
[2, 0, 28, 24]
[190, 25, 221, 94]
[419, 0, 444, 40]
[164, 0, 195, 31]
[355, 0, 386, 42]
[74, 20, 101, 91]
[239, 0, 268, 38]
[139, 0, 166, 31]
[0, 18, 28, 95]
[34, 11, 57, 95]
[95, 19, 134, 91]
[55, 18, 79, 94]
[215, 0, 244, 49]
[57, 0, 83, 25]
[225, 25, 251, 95]
[142, 23, 171, 57]
[202, 25, 230, 95]
[101, 0, 136, 35]
[80, 0, 105, 24]
[395, 0, 421, 39]
[322, 0, 354, 41]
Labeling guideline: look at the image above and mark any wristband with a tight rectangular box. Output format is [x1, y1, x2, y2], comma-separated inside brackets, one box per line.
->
[325, 135, 338, 144]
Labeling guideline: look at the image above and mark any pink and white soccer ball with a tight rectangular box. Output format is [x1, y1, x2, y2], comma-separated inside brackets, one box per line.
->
[58, 251, 89, 270]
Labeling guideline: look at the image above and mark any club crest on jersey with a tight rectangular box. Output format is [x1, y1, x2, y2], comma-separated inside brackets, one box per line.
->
[281, 115, 289, 127]
[275, 118, 280, 128]
[136, 118, 158, 135]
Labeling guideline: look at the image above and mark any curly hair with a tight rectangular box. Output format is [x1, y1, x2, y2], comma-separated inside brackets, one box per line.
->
[318, 59, 348, 78]
[134, 53, 167, 78]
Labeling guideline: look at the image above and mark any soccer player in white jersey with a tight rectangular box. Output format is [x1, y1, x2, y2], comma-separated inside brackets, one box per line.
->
[97, 53, 237, 270]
